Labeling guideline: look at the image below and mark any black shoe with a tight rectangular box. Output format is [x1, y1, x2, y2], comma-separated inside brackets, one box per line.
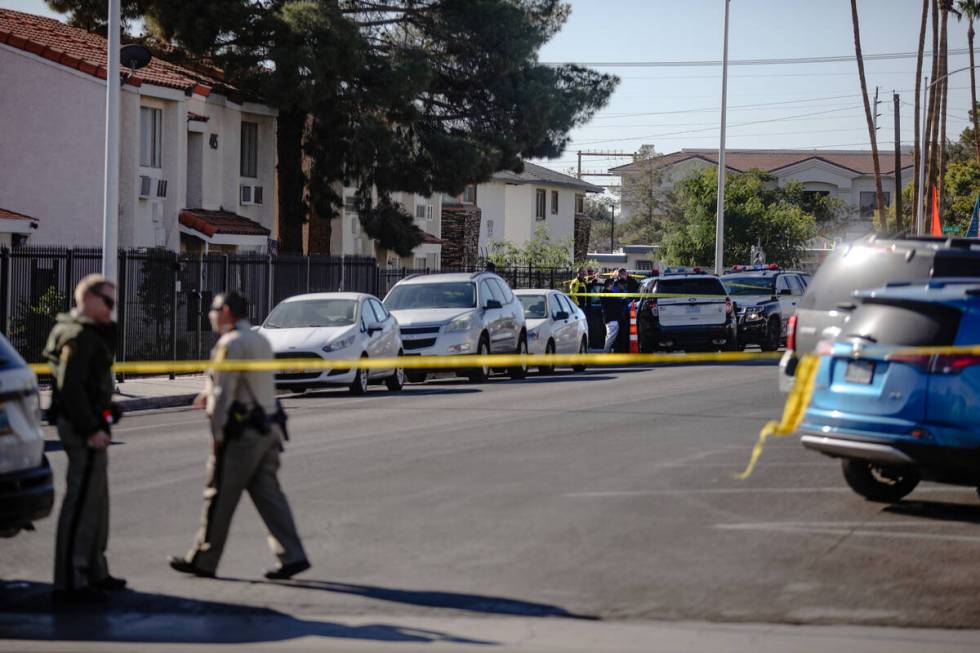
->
[92, 575, 127, 591]
[264, 559, 311, 580]
[52, 588, 110, 605]
[168, 555, 216, 578]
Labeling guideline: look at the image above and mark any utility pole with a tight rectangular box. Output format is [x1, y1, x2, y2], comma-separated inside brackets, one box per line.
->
[101, 0, 121, 283]
[893, 92, 902, 229]
[714, 0, 731, 275]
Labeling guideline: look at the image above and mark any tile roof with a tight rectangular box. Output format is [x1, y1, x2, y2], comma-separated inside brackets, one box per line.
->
[179, 209, 270, 238]
[493, 161, 604, 193]
[0, 207, 38, 221]
[610, 149, 915, 176]
[0, 8, 223, 95]
[421, 232, 444, 245]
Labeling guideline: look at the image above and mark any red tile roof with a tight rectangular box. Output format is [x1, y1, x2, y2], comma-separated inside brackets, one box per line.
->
[0, 8, 223, 94]
[421, 232, 444, 245]
[0, 207, 38, 222]
[179, 209, 270, 238]
[610, 149, 914, 176]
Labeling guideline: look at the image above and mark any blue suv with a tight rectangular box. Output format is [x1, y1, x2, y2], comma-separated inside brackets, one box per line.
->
[799, 279, 980, 502]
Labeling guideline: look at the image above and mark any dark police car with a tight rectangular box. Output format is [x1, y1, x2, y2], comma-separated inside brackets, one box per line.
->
[636, 268, 738, 352]
[722, 265, 807, 351]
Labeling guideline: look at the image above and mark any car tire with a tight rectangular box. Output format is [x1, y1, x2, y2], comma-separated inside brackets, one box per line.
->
[406, 371, 428, 384]
[841, 459, 919, 503]
[761, 318, 781, 352]
[572, 338, 588, 372]
[538, 340, 556, 375]
[349, 355, 370, 395]
[386, 352, 405, 391]
[724, 327, 739, 352]
[468, 335, 491, 383]
[509, 334, 529, 380]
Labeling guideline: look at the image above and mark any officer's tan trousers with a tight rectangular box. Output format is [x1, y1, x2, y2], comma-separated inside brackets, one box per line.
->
[185, 429, 306, 573]
[53, 418, 110, 591]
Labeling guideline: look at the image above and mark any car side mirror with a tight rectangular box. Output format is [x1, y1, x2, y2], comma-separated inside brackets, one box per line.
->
[554, 310, 569, 321]
[366, 321, 383, 335]
[779, 288, 793, 296]
[485, 299, 502, 310]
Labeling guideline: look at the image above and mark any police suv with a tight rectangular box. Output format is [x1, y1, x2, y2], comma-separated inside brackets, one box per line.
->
[636, 267, 739, 352]
[721, 264, 807, 351]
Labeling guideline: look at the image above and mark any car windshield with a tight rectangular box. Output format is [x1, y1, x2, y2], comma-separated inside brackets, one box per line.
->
[723, 277, 774, 296]
[655, 278, 726, 296]
[384, 282, 477, 310]
[263, 299, 357, 328]
[518, 295, 548, 319]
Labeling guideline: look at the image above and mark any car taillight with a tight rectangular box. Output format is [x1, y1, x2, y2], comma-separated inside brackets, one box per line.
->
[786, 314, 798, 351]
[649, 299, 659, 317]
[725, 297, 733, 315]
[932, 354, 980, 374]
[884, 352, 933, 371]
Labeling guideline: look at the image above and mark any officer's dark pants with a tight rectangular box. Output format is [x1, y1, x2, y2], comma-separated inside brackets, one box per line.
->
[185, 428, 307, 574]
[53, 418, 110, 591]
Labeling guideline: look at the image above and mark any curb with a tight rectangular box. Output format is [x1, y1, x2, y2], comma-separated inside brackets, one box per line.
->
[115, 393, 198, 413]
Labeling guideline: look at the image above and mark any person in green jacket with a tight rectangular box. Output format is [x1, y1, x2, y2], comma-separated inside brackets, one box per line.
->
[44, 274, 123, 604]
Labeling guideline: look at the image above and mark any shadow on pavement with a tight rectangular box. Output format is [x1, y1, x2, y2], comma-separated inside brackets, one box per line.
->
[884, 499, 980, 525]
[221, 578, 599, 621]
[0, 580, 494, 646]
[45, 440, 125, 453]
[293, 386, 481, 399]
[509, 375, 616, 384]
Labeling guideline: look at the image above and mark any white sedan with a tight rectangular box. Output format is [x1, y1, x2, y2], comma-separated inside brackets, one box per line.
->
[257, 292, 404, 395]
[514, 289, 589, 374]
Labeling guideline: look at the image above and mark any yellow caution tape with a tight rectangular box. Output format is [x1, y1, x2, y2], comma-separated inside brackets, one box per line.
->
[29, 350, 783, 377]
[736, 354, 820, 480]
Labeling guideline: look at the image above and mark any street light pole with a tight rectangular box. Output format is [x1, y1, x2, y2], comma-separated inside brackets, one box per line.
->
[101, 0, 121, 283]
[916, 65, 970, 234]
[714, 0, 731, 274]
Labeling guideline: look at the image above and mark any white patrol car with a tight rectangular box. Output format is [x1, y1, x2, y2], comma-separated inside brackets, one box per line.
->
[635, 268, 739, 352]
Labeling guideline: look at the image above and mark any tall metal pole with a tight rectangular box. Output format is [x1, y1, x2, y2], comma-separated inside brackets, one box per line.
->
[893, 92, 902, 227]
[101, 0, 121, 283]
[714, 0, 731, 274]
[610, 204, 615, 253]
[916, 76, 929, 235]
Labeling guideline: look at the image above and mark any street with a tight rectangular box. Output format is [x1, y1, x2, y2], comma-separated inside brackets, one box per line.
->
[3, 361, 980, 650]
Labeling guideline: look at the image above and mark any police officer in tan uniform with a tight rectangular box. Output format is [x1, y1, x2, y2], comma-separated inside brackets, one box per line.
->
[169, 292, 310, 580]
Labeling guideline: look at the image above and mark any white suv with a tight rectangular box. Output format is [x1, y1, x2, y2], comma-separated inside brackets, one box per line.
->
[383, 272, 528, 383]
[0, 333, 53, 538]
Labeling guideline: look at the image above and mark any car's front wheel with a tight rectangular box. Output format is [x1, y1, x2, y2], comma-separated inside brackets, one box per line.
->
[760, 317, 781, 352]
[386, 352, 405, 391]
[538, 340, 556, 375]
[509, 334, 528, 380]
[468, 335, 491, 383]
[841, 459, 919, 503]
[349, 355, 370, 395]
[572, 338, 588, 372]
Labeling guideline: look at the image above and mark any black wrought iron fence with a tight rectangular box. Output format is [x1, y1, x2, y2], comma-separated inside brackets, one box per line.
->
[0, 247, 578, 363]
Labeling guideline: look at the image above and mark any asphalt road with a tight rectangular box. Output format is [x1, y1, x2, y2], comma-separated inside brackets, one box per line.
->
[3, 361, 980, 650]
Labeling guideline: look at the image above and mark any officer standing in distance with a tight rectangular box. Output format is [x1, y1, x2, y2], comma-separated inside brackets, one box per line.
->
[169, 292, 310, 580]
[45, 274, 125, 604]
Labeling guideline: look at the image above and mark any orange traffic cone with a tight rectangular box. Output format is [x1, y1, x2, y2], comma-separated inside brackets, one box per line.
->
[629, 302, 639, 354]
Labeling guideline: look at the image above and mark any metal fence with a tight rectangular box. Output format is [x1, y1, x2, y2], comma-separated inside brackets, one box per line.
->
[0, 247, 577, 363]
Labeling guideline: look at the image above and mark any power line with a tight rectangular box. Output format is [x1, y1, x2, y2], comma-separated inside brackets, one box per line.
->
[543, 48, 977, 68]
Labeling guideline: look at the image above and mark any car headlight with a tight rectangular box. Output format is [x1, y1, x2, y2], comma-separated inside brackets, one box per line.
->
[323, 334, 356, 352]
[444, 313, 475, 333]
[743, 309, 764, 322]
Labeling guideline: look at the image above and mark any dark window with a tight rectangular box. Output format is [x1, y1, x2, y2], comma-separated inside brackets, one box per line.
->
[786, 275, 805, 295]
[518, 295, 547, 319]
[723, 276, 774, 296]
[140, 107, 162, 168]
[575, 194, 585, 214]
[383, 282, 476, 310]
[481, 279, 503, 306]
[843, 301, 962, 346]
[859, 191, 891, 217]
[240, 121, 258, 178]
[462, 185, 477, 204]
[654, 278, 727, 296]
[535, 189, 546, 219]
[489, 278, 514, 304]
[551, 190, 559, 214]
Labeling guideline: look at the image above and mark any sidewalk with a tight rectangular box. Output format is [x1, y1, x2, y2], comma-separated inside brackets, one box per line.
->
[39, 375, 205, 414]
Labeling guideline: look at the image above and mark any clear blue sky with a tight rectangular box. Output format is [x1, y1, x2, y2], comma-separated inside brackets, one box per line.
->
[7, 0, 976, 180]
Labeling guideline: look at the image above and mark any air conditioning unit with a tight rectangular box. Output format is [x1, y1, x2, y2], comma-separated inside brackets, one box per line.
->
[139, 175, 152, 198]
[253, 186, 263, 205]
[240, 184, 253, 205]
[156, 179, 168, 199]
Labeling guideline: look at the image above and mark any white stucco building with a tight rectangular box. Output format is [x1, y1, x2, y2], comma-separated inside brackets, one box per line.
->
[0, 8, 277, 253]
[472, 162, 603, 257]
[611, 148, 915, 241]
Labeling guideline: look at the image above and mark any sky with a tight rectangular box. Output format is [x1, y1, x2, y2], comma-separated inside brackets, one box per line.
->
[7, 0, 977, 184]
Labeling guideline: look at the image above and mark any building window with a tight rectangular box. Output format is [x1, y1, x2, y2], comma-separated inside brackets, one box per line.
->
[535, 189, 546, 220]
[575, 194, 585, 214]
[139, 107, 162, 168]
[551, 190, 559, 214]
[461, 185, 477, 204]
[416, 204, 427, 219]
[344, 195, 358, 213]
[240, 121, 258, 178]
[636, 260, 653, 270]
[859, 191, 891, 217]
[487, 219, 494, 237]
[351, 216, 360, 234]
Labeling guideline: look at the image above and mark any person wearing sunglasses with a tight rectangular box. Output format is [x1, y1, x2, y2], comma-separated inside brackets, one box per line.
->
[43, 274, 123, 604]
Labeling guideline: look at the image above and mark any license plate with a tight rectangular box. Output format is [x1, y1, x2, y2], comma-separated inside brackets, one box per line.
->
[686, 304, 700, 314]
[845, 359, 875, 384]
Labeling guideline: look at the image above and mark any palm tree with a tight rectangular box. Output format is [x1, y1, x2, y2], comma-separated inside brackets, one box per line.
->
[914, 0, 929, 219]
[851, 0, 887, 230]
[957, 0, 980, 163]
